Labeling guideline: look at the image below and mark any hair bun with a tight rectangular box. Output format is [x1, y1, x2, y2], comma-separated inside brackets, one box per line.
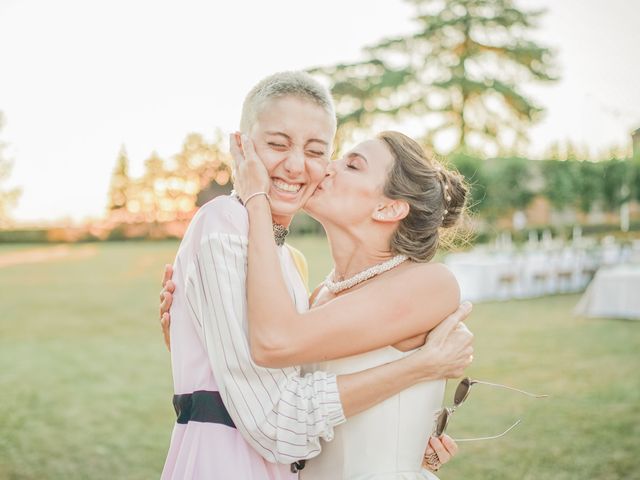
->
[440, 168, 467, 229]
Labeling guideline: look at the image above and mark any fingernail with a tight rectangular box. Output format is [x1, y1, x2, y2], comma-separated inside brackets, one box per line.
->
[462, 301, 472, 311]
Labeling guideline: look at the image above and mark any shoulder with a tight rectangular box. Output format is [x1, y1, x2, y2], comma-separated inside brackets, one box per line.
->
[193, 195, 249, 237]
[400, 262, 460, 304]
[411, 261, 457, 285]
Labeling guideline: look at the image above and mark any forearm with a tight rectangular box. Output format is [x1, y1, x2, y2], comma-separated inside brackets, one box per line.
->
[246, 197, 301, 352]
[338, 351, 442, 418]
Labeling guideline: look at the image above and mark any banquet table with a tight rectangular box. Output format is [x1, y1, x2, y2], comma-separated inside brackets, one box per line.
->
[574, 264, 640, 320]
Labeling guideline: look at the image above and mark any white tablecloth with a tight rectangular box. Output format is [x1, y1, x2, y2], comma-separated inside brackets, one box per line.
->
[574, 264, 640, 320]
[445, 250, 591, 302]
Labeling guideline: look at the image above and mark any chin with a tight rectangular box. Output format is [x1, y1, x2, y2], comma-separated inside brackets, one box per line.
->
[302, 197, 326, 221]
[270, 199, 302, 218]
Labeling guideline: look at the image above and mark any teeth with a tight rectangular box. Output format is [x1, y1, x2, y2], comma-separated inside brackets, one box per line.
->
[272, 179, 302, 193]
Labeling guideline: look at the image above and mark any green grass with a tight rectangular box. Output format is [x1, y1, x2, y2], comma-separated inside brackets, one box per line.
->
[1, 239, 639, 479]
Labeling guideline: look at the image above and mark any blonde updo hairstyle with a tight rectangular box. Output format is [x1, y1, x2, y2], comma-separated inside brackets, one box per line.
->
[378, 131, 467, 263]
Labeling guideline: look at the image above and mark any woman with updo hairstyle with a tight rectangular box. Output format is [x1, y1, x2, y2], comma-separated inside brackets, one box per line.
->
[379, 130, 468, 263]
[230, 128, 471, 479]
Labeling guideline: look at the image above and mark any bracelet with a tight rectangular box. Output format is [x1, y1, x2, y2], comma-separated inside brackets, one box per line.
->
[244, 191, 271, 206]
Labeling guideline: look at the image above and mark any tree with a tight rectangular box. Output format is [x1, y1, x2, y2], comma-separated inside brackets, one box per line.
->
[574, 161, 603, 213]
[141, 151, 166, 222]
[483, 156, 534, 218]
[311, 0, 556, 155]
[602, 158, 631, 211]
[107, 145, 131, 212]
[172, 131, 233, 209]
[0, 112, 21, 227]
[540, 160, 578, 210]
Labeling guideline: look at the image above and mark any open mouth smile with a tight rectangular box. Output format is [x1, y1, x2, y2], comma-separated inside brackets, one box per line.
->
[272, 178, 303, 194]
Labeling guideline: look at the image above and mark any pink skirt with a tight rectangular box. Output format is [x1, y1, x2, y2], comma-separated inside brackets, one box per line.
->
[161, 421, 297, 480]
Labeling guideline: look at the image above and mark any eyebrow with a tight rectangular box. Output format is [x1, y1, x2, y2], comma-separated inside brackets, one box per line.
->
[348, 152, 368, 164]
[265, 131, 329, 147]
[265, 131, 291, 141]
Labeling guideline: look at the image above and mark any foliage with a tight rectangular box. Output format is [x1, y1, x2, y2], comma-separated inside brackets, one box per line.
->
[631, 157, 640, 203]
[447, 153, 637, 222]
[482, 156, 535, 217]
[107, 146, 131, 211]
[574, 161, 604, 213]
[105, 132, 232, 224]
[540, 159, 578, 210]
[601, 158, 632, 210]
[311, 0, 557, 154]
[0, 112, 22, 227]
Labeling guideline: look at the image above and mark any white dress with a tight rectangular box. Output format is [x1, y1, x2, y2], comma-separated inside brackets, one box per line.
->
[301, 346, 445, 479]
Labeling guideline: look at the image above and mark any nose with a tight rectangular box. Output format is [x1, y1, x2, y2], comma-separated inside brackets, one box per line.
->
[283, 148, 305, 177]
[324, 161, 337, 177]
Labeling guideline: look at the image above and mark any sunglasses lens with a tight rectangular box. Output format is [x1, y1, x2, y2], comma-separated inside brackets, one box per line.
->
[454, 378, 471, 405]
[436, 409, 449, 436]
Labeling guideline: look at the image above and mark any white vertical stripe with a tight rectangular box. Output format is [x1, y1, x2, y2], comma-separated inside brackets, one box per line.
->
[185, 232, 346, 463]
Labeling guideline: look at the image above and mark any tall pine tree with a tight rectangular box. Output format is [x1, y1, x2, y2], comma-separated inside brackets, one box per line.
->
[311, 0, 556, 155]
[0, 112, 21, 227]
[107, 145, 131, 212]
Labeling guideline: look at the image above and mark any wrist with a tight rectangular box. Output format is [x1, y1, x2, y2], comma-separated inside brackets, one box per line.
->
[409, 348, 442, 383]
[244, 195, 271, 216]
[244, 191, 270, 206]
[245, 193, 271, 213]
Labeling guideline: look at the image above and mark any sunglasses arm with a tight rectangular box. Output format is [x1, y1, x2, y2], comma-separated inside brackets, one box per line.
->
[452, 419, 523, 442]
[471, 380, 549, 398]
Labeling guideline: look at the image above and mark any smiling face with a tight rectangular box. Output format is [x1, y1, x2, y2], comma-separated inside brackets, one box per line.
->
[304, 138, 396, 227]
[248, 95, 335, 225]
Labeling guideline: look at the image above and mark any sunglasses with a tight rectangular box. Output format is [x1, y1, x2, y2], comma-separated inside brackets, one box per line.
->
[433, 377, 548, 443]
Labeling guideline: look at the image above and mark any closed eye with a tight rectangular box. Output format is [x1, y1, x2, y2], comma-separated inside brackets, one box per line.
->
[268, 142, 286, 148]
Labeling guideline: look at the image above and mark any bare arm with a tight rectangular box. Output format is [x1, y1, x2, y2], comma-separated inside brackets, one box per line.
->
[337, 310, 473, 416]
[159, 258, 473, 420]
[181, 202, 472, 462]
[235, 135, 460, 367]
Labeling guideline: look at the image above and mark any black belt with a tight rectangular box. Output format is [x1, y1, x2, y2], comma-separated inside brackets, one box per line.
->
[173, 390, 236, 428]
[172, 390, 305, 472]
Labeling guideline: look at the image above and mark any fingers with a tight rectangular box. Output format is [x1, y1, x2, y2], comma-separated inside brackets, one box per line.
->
[229, 132, 244, 172]
[160, 290, 173, 316]
[440, 434, 459, 457]
[161, 264, 173, 289]
[429, 301, 473, 344]
[428, 436, 452, 465]
[161, 312, 171, 352]
[240, 134, 258, 161]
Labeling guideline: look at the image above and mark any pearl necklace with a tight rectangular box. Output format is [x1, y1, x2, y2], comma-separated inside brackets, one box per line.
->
[323, 254, 409, 294]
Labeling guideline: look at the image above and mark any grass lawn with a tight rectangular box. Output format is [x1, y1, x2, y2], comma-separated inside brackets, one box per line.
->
[1, 239, 638, 479]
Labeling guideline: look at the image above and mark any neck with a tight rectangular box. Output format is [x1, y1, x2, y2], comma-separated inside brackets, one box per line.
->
[324, 223, 395, 281]
[271, 213, 293, 228]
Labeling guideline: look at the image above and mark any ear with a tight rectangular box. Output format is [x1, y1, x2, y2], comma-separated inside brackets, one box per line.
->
[372, 199, 410, 223]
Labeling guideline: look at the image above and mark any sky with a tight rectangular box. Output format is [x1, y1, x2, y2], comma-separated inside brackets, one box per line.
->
[0, 0, 639, 224]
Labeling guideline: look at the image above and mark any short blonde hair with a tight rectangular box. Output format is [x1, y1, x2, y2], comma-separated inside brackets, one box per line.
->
[239, 71, 336, 133]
